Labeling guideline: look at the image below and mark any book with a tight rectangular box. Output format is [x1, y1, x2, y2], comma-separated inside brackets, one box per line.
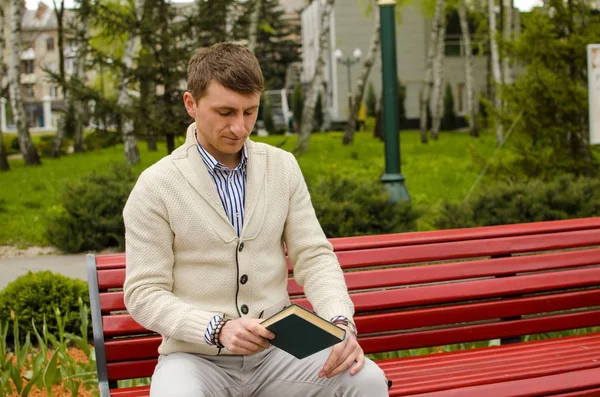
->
[261, 304, 346, 359]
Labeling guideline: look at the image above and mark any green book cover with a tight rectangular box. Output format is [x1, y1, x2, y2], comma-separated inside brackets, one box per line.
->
[261, 304, 346, 359]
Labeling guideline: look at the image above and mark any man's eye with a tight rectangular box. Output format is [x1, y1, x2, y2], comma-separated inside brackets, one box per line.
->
[244, 111, 255, 116]
[219, 111, 232, 116]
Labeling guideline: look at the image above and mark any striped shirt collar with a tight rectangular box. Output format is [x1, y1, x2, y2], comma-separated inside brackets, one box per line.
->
[193, 129, 248, 175]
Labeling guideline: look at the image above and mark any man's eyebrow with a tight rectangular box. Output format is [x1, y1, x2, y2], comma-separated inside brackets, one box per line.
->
[214, 105, 259, 111]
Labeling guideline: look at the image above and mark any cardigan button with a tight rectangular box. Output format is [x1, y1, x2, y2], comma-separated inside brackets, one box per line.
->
[241, 304, 249, 315]
[240, 274, 248, 284]
[238, 242, 244, 252]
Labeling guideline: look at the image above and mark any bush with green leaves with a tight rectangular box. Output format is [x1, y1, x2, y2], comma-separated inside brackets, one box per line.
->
[0, 271, 89, 343]
[441, 83, 457, 131]
[365, 82, 377, 118]
[83, 128, 122, 150]
[45, 162, 136, 253]
[310, 175, 420, 238]
[435, 175, 600, 229]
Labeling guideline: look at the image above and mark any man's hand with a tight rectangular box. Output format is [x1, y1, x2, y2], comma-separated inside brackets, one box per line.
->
[218, 317, 274, 355]
[318, 324, 364, 379]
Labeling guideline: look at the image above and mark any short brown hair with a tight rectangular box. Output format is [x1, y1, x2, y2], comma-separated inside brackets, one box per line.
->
[187, 42, 265, 100]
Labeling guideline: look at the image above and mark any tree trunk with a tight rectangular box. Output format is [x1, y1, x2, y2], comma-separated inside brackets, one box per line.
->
[71, 0, 91, 153]
[431, 9, 446, 140]
[8, 0, 41, 165]
[116, 0, 143, 165]
[502, 0, 513, 85]
[420, 0, 445, 144]
[373, 95, 384, 141]
[343, 7, 380, 145]
[140, 0, 156, 151]
[489, 0, 504, 145]
[247, 0, 262, 53]
[296, 0, 335, 154]
[320, 82, 331, 131]
[458, 0, 478, 137]
[50, 0, 68, 157]
[0, 4, 9, 171]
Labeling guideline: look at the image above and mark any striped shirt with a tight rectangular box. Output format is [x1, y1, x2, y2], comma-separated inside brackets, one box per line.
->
[194, 132, 247, 237]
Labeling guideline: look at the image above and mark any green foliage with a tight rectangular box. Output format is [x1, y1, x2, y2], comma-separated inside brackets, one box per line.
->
[435, 175, 600, 229]
[45, 162, 135, 253]
[500, 0, 600, 179]
[365, 82, 377, 118]
[315, 92, 324, 131]
[83, 128, 122, 150]
[292, 82, 304, 130]
[0, 301, 97, 396]
[310, 175, 420, 238]
[0, 272, 89, 343]
[441, 83, 457, 131]
[397, 80, 407, 129]
[262, 95, 276, 135]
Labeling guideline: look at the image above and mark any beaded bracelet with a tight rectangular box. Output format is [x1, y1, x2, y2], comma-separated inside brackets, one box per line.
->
[212, 318, 230, 349]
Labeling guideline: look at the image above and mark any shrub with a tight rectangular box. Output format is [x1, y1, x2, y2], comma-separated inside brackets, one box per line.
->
[310, 175, 420, 238]
[83, 129, 122, 150]
[292, 82, 304, 130]
[262, 95, 276, 135]
[314, 92, 324, 132]
[441, 83, 457, 131]
[365, 82, 377, 118]
[45, 162, 136, 253]
[435, 175, 600, 229]
[36, 135, 71, 157]
[0, 271, 89, 342]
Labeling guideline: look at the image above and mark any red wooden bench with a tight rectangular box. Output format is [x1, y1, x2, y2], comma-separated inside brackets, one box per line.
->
[87, 217, 600, 397]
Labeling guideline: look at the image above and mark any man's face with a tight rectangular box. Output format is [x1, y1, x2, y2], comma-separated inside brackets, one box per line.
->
[184, 81, 261, 167]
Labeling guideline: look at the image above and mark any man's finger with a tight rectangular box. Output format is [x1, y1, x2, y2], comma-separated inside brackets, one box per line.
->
[349, 353, 366, 376]
[318, 343, 345, 378]
[326, 351, 358, 378]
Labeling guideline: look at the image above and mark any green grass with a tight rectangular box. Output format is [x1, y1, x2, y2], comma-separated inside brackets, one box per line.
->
[0, 129, 502, 247]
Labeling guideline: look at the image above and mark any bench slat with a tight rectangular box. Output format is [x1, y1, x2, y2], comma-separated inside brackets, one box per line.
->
[356, 289, 600, 335]
[110, 386, 150, 397]
[335, 229, 600, 270]
[360, 309, 600, 354]
[107, 359, 156, 382]
[330, 217, 600, 251]
[391, 366, 600, 397]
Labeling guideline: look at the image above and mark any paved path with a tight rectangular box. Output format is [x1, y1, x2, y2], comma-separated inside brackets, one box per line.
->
[0, 253, 88, 290]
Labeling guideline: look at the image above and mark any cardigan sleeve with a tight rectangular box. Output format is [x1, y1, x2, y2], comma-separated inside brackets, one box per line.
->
[123, 170, 220, 346]
[281, 152, 355, 323]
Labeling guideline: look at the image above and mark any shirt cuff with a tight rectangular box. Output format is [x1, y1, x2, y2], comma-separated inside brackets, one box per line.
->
[204, 314, 223, 345]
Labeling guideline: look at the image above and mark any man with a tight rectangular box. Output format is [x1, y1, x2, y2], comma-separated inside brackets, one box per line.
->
[123, 42, 389, 397]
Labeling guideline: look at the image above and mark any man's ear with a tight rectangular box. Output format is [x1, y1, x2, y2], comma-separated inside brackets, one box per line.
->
[183, 92, 197, 119]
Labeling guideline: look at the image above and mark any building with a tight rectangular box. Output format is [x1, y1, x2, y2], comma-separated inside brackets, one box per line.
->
[301, 1, 517, 126]
[1, 2, 77, 132]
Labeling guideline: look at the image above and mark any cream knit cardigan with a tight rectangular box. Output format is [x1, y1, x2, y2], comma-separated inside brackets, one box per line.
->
[123, 123, 354, 356]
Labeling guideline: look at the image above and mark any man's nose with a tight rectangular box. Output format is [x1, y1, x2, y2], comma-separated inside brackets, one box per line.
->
[230, 114, 246, 136]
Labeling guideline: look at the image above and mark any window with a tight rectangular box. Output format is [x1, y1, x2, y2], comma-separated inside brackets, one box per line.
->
[22, 60, 35, 74]
[65, 58, 74, 74]
[24, 84, 35, 98]
[48, 62, 57, 72]
[49, 86, 58, 98]
[457, 83, 465, 114]
[47, 37, 55, 51]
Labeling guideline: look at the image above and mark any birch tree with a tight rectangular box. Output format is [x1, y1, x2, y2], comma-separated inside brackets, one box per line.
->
[502, 0, 513, 85]
[458, 0, 478, 137]
[71, 0, 91, 153]
[430, 5, 446, 139]
[116, 0, 143, 165]
[296, 0, 335, 154]
[8, 0, 41, 165]
[489, 0, 503, 145]
[50, 0, 69, 157]
[419, 0, 445, 144]
[343, 4, 380, 145]
[0, 2, 9, 171]
[247, 0, 262, 52]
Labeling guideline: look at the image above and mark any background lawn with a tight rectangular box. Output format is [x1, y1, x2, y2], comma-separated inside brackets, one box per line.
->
[1, 129, 505, 247]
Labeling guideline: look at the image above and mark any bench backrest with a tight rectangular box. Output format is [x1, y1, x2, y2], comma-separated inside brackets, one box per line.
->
[87, 217, 600, 384]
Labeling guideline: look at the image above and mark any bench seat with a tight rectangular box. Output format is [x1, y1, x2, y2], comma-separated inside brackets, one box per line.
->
[87, 218, 600, 396]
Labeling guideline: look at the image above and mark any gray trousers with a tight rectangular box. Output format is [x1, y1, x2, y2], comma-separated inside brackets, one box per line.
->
[150, 345, 389, 397]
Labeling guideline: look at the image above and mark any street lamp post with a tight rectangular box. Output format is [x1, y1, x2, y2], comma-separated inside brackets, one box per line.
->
[379, 0, 410, 203]
[335, 48, 362, 119]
